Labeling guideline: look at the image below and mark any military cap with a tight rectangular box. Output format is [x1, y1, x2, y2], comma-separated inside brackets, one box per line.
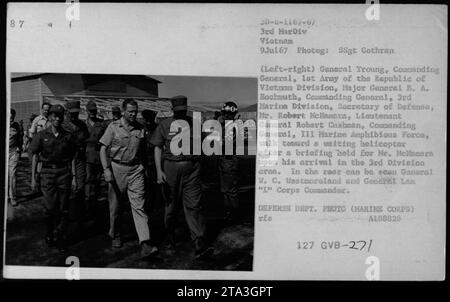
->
[86, 100, 97, 111]
[171, 95, 188, 111]
[221, 100, 238, 113]
[66, 100, 81, 112]
[49, 104, 65, 115]
[111, 106, 121, 114]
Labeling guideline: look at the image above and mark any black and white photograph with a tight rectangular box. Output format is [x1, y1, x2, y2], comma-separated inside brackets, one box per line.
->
[5, 73, 257, 271]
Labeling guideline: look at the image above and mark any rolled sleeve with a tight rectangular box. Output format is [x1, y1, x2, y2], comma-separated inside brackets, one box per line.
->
[99, 123, 114, 147]
[150, 125, 164, 148]
[29, 117, 39, 136]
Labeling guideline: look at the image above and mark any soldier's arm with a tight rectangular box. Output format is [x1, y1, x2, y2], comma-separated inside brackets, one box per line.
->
[154, 146, 163, 174]
[99, 123, 113, 169]
[100, 145, 110, 171]
[71, 139, 78, 177]
[71, 158, 76, 176]
[154, 146, 166, 184]
[29, 134, 41, 187]
[31, 154, 38, 182]
[99, 124, 114, 182]
[150, 124, 165, 179]
[100, 145, 113, 183]
[29, 117, 38, 138]
[141, 145, 148, 171]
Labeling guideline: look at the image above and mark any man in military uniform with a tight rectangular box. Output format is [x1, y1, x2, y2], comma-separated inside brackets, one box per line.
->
[30, 102, 51, 193]
[29, 102, 51, 138]
[30, 104, 77, 252]
[84, 100, 107, 219]
[99, 99, 158, 258]
[9, 109, 23, 207]
[63, 100, 89, 228]
[23, 113, 38, 163]
[218, 101, 240, 222]
[151, 95, 213, 259]
[142, 110, 159, 211]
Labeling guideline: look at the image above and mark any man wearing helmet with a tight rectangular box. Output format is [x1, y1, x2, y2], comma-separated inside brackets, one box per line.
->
[218, 100, 240, 223]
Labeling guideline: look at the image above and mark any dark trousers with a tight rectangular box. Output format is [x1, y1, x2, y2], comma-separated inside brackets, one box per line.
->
[69, 159, 86, 221]
[40, 166, 71, 240]
[164, 160, 205, 242]
[145, 162, 158, 211]
[219, 156, 239, 210]
[85, 162, 102, 212]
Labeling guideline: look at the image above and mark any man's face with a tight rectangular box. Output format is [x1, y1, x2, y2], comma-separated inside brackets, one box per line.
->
[50, 112, 64, 127]
[42, 105, 50, 118]
[123, 104, 138, 122]
[10, 112, 16, 123]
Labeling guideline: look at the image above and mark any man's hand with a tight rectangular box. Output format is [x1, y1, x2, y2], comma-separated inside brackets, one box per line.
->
[71, 176, 78, 192]
[31, 178, 37, 192]
[156, 170, 167, 184]
[104, 167, 113, 183]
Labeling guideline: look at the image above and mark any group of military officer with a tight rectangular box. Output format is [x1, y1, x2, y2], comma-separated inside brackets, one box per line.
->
[26, 95, 241, 260]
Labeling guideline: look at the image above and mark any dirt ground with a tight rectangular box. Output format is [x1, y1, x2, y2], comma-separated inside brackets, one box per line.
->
[5, 155, 255, 271]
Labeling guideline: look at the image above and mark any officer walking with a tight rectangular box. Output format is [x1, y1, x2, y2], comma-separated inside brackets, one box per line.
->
[151, 95, 213, 259]
[30, 104, 77, 252]
[29, 102, 51, 138]
[23, 113, 38, 164]
[63, 100, 89, 228]
[142, 110, 159, 210]
[85, 100, 107, 219]
[218, 101, 240, 222]
[30, 102, 51, 193]
[99, 99, 158, 258]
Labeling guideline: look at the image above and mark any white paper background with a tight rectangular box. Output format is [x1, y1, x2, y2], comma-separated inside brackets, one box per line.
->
[4, 3, 447, 280]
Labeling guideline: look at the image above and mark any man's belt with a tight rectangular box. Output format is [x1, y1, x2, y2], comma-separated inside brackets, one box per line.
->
[41, 162, 70, 169]
[112, 159, 141, 166]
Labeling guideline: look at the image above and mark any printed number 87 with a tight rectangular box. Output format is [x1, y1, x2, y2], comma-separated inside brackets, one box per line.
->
[10, 20, 24, 28]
